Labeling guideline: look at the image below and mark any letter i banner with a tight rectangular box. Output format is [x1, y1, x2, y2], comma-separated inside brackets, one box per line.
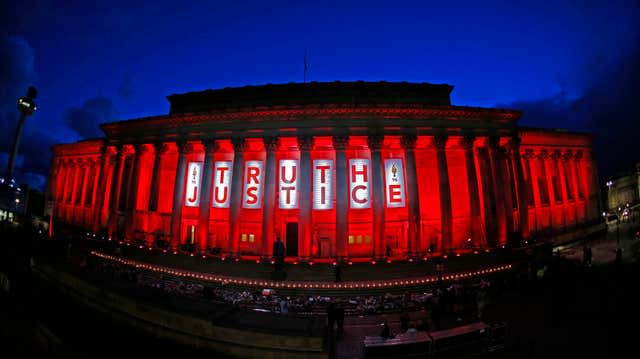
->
[185, 162, 203, 207]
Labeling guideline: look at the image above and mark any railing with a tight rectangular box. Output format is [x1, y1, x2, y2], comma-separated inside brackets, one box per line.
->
[364, 321, 504, 359]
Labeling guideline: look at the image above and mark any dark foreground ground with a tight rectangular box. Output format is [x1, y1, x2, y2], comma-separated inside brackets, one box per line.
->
[1, 221, 639, 358]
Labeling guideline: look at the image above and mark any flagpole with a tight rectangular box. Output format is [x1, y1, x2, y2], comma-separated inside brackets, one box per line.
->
[304, 49, 308, 83]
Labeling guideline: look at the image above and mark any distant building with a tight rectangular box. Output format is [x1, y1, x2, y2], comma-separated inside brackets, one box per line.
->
[47, 81, 603, 259]
[606, 162, 640, 212]
[0, 179, 26, 222]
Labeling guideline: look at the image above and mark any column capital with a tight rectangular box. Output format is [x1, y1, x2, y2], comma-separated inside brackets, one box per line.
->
[432, 135, 448, 151]
[508, 136, 522, 149]
[401, 134, 417, 150]
[563, 150, 573, 161]
[523, 149, 536, 159]
[499, 146, 512, 158]
[332, 135, 349, 151]
[487, 136, 501, 150]
[263, 136, 280, 152]
[297, 136, 312, 152]
[574, 150, 583, 160]
[367, 134, 384, 151]
[114, 143, 124, 155]
[176, 140, 189, 156]
[131, 143, 144, 152]
[460, 135, 476, 150]
[152, 141, 166, 152]
[202, 139, 219, 153]
[551, 150, 562, 160]
[231, 137, 246, 152]
[538, 149, 549, 160]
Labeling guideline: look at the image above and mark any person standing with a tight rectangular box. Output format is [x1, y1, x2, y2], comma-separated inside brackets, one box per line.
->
[334, 264, 342, 282]
[380, 320, 391, 339]
[400, 311, 410, 333]
[336, 302, 344, 332]
[327, 300, 336, 332]
[273, 235, 285, 271]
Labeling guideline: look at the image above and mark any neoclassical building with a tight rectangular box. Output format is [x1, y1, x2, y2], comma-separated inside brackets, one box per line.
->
[47, 82, 602, 259]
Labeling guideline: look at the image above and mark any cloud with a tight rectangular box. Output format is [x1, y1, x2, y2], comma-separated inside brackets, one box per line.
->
[504, 40, 640, 180]
[62, 97, 118, 139]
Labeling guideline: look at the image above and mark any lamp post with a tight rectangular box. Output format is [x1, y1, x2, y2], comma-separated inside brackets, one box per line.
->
[5, 86, 37, 182]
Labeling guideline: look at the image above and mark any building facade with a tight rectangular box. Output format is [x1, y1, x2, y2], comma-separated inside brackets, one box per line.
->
[46, 82, 602, 259]
[606, 162, 640, 212]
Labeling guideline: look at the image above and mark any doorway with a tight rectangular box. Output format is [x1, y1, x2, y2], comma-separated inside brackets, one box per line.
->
[285, 222, 298, 257]
[183, 223, 196, 252]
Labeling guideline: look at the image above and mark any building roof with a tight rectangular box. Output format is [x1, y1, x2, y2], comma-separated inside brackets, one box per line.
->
[167, 81, 454, 114]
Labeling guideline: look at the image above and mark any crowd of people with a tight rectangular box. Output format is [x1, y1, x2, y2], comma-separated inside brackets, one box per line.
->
[79, 255, 496, 320]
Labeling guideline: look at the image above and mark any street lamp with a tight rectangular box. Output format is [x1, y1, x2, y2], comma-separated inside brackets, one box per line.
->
[5, 86, 37, 182]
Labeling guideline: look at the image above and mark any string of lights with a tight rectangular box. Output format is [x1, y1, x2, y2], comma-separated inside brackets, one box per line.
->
[90, 250, 512, 290]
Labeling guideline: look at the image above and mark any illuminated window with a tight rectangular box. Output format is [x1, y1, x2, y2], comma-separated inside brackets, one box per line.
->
[249, 234, 255, 243]
[364, 235, 371, 243]
[356, 235, 363, 244]
[241, 233, 247, 242]
[348, 235, 354, 244]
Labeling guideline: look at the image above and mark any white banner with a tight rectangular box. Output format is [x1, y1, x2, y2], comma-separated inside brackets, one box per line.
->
[279, 159, 299, 209]
[212, 161, 232, 208]
[349, 158, 371, 209]
[384, 159, 406, 208]
[313, 159, 333, 209]
[243, 160, 264, 209]
[185, 162, 203, 207]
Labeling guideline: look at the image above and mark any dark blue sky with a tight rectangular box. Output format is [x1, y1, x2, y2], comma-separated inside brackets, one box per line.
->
[1, 0, 639, 190]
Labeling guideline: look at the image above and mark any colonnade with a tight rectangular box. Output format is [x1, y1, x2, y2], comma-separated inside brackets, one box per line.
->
[50, 134, 597, 259]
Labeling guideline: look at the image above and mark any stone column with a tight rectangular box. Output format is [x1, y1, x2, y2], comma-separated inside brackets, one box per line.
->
[587, 151, 602, 221]
[434, 135, 452, 254]
[333, 135, 349, 260]
[69, 159, 81, 206]
[478, 147, 497, 246]
[511, 138, 530, 239]
[93, 147, 110, 233]
[402, 134, 421, 257]
[501, 148, 516, 233]
[573, 151, 585, 201]
[554, 150, 569, 227]
[566, 151, 582, 222]
[78, 159, 91, 224]
[261, 137, 278, 258]
[298, 136, 313, 260]
[108, 146, 125, 239]
[60, 160, 71, 219]
[126, 144, 144, 237]
[461, 135, 484, 247]
[147, 142, 164, 212]
[57, 160, 68, 203]
[367, 134, 385, 260]
[262, 137, 284, 260]
[229, 137, 245, 256]
[488, 137, 507, 245]
[197, 140, 216, 253]
[170, 141, 189, 251]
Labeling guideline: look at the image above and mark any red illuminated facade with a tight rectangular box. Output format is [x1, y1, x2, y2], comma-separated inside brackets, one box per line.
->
[47, 82, 602, 260]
